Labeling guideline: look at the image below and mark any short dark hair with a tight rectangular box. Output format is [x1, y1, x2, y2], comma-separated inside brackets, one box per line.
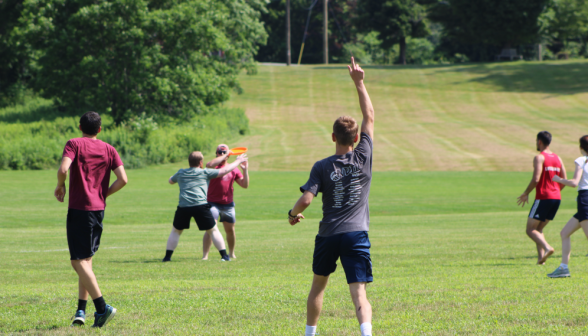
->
[188, 151, 203, 167]
[80, 111, 101, 135]
[580, 135, 588, 153]
[537, 131, 552, 146]
[333, 116, 358, 146]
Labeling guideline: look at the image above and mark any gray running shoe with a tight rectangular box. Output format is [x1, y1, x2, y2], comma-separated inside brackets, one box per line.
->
[547, 266, 571, 278]
[91, 305, 116, 328]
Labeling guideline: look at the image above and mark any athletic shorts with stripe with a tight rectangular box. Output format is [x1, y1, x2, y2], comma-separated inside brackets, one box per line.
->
[528, 199, 561, 222]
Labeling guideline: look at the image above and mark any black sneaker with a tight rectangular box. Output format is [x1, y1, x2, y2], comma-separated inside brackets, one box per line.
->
[221, 255, 230, 261]
[91, 304, 116, 328]
[162, 257, 171, 262]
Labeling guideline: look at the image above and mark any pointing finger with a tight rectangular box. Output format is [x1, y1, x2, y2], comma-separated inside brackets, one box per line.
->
[351, 56, 355, 68]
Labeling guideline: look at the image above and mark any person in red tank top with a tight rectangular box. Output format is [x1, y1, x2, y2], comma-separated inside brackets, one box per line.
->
[201, 144, 249, 260]
[517, 131, 567, 265]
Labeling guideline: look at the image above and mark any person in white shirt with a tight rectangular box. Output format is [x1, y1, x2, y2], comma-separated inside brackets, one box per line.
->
[548, 135, 588, 278]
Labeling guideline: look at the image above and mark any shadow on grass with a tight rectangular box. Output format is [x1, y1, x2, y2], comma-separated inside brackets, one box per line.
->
[315, 61, 588, 95]
[436, 61, 588, 94]
[109, 259, 166, 264]
[313, 63, 464, 71]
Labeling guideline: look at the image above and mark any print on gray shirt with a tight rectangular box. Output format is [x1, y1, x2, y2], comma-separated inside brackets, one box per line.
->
[300, 133, 373, 237]
[171, 167, 220, 207]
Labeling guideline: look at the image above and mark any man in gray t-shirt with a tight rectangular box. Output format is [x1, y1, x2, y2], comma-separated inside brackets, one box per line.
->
[288, 58, 375, 336]
[162, 151, 247, 262]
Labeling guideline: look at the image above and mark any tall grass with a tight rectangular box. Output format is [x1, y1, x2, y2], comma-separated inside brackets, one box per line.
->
[0, 97, 249, 170]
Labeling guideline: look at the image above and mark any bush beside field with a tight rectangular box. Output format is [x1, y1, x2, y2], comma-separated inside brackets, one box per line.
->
[0, 97, 248, 170]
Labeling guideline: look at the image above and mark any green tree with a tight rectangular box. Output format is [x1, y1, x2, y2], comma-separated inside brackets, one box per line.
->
[355, 0, 429, 65]
[0, 0, 26, 106]
[16, 0, 267, 124]
[539, 0, 588, 54]
[429, 0, 548, 61]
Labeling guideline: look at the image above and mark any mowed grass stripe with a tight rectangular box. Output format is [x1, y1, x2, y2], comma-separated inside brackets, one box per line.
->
[3, 211, 588, 334]
[227, 62, 588, 171]
[0, 170, 579, 227]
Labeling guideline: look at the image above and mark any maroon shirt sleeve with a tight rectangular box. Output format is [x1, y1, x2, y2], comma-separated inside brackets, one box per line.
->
[109, 146, 124, 170]
[62, 140, 76, 160]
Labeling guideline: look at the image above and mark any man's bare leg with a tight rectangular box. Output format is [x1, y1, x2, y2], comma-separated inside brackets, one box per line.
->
[535, 220, 549, 264]
[349, 282, 372, 336]
[71, 257, 102, 300]
[206, 225, 227, 253]
[78, 258, 92, 300]
[202, 231, 212, 260]
[163, 227, 183, 261]
[307, 274, 329, 329]
[223, 221, 236, 258]
[526, 218, 554, 263]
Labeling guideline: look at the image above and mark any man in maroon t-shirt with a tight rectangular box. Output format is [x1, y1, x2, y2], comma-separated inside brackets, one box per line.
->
[202, 144, 249, 259]
[54, 111, 127, 328]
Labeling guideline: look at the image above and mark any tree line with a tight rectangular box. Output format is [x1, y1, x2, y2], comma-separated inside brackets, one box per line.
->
[1, 0, 587, 123]
[0, 0, 267, 123]
[258, 0, 588, 65]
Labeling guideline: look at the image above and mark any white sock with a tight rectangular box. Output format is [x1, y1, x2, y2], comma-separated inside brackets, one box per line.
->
[560, 263, 568, 269]
[305, 325, 317, 336]
[166, 229, 181, 250]
[360, 322, 372, 336]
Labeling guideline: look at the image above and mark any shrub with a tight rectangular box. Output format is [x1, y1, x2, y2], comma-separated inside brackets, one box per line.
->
[0, 99, 249, 170]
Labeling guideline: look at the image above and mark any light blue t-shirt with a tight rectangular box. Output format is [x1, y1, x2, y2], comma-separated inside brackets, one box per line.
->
[171, 167, 220, 207]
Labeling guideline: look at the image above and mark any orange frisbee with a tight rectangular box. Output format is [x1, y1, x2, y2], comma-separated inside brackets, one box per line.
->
[229, 147, 248, 156]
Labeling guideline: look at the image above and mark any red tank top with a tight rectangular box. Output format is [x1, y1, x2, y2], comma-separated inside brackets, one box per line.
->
[536, 152, 562, 200]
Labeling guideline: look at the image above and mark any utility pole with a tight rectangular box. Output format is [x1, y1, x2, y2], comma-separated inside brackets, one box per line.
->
[323, 0, 328, 64]
[286, 0, 291, 66]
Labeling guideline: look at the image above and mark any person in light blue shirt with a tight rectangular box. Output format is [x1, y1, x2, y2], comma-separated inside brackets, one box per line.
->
[162, 151, 247, 262]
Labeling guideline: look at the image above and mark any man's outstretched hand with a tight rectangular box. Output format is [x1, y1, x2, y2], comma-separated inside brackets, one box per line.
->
[289, 213, 305, 226]
[348, 57, 365, 84]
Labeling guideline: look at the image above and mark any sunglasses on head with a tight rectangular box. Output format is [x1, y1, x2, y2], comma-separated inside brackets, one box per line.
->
[216, 150, 227, 155]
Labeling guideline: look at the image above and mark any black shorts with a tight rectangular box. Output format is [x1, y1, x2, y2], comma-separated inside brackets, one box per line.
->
[173, 204, 216, 231]
[574, 190, 588, 222]
[66, 208, 104, 260]
[313, 231, 373, 284]
[529, 199, 560, 222]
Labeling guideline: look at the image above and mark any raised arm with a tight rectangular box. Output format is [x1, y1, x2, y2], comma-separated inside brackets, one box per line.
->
[348, 57, 374, 139]
[206, 151, 231, 168]
[235, 160, 249, 189]
[517, 155, 544, 207]
[54, 157, 73, 202]
[217, 154, 248, 178]
[107, 165, 128, 197]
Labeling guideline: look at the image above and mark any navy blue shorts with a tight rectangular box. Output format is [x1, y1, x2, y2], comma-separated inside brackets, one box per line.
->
[313, 231, 373, 284]
[529, 199, 560, 221]
[574, 190, 588, 222]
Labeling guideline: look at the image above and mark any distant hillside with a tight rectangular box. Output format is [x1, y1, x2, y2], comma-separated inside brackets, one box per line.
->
[226, 61, 588, 172]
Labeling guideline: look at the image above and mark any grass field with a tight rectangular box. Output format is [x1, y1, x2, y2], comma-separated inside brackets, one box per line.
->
[3, 169, 588, 335]
[4, 61, 588, 335]
[227, 61, 588, 171]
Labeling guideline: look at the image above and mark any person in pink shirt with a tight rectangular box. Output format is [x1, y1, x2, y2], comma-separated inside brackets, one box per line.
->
[202, 144, 249, 259]
[54, 111, 128, 328]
